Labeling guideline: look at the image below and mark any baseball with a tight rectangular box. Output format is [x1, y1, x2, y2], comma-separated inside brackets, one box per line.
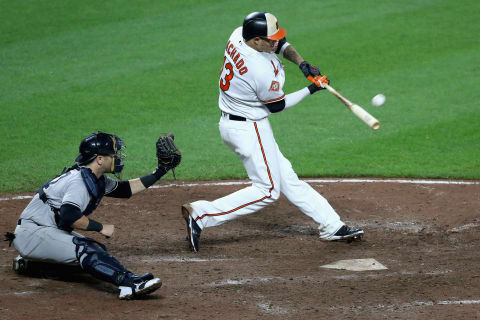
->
[372, 94, 386, 107]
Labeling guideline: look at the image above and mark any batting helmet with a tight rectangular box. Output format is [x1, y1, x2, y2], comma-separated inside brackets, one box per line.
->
[242, 12, 286, 41]
[75, 131, 125, 174]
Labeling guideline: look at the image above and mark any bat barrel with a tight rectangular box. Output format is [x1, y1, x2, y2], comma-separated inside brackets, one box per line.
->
[307, 76, 380, 131]
[351, 104, 380, 130]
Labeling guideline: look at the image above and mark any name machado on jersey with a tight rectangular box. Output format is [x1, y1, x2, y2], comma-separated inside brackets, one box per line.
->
[218, 27, 287, 121]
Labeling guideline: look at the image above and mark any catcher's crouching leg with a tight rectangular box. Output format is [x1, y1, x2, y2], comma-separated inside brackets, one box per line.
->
[73, 237, 162, 299]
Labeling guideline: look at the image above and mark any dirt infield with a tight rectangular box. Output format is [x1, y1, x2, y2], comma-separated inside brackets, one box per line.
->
[1, 179, 480, 320]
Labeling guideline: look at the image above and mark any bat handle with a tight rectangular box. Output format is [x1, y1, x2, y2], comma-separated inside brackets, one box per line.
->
[308, 76, 353, 107]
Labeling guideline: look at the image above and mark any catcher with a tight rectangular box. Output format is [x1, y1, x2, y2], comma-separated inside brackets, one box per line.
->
[5, 131, 181, 299]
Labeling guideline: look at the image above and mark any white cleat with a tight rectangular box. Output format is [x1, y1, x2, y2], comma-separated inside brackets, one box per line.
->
[119, 278, 162, 300]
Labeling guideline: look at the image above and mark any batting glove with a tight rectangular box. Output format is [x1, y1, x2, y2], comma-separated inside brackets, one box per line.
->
[307, 83, 326, 94]
[299, 61, 330, 85]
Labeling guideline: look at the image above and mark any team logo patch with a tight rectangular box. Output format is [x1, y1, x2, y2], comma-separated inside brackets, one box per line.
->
[269, 81, 280, 92]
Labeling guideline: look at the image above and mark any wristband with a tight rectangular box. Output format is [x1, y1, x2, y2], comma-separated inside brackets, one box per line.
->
[308, 83, 321, 94]
[86, 219, 103, 232]
[140, 167, 168, 188]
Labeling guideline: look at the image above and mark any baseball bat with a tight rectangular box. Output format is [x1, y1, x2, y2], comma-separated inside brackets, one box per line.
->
[308, 76, 380, 130]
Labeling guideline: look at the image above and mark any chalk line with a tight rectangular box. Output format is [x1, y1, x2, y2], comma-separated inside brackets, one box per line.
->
[329, 299, 480, 312]
[151, 178, 480, 189]
[1, 178, 478, 201]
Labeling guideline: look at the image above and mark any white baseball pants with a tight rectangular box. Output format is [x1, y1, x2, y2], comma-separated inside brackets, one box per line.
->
[190, 114, 344, 238]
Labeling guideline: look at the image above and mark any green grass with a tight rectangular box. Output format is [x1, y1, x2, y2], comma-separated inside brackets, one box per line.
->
[1, 0, 479, 192]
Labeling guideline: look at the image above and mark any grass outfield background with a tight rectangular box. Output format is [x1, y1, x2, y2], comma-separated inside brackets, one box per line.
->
[1, 0, 479, 193]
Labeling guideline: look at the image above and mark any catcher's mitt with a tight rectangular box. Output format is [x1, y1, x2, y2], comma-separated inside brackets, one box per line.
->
[156, 134, 181, 176]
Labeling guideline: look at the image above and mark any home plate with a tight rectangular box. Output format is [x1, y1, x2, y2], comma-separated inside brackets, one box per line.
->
[321, 258, 387, 271]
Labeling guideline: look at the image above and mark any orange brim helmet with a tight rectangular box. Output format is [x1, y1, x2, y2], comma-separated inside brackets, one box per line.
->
[242, 12, 287, 41]
[265, 13, 286, 40]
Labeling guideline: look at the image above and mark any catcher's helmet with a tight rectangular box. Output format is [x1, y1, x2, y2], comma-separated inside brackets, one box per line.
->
[75, 131, 125, 175]
[242, 12, 286, 41]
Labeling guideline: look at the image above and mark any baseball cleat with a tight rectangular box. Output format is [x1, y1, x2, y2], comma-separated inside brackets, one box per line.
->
[129, 272, 154, 282]
[327, 225, 364, 242]
[119, 277, 162, 300]
[182, 204, 201, 252]
[12, 255, 28, 274]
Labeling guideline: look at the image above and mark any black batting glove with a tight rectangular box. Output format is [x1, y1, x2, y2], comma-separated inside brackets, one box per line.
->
[299, 61, 331, 85]
[307, 83, 326, 94]
[299, 61, 321, 78]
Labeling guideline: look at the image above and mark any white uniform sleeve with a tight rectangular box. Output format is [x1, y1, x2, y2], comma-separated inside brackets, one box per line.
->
[255, 74, 285, 104]
[284, 87, 311, 110]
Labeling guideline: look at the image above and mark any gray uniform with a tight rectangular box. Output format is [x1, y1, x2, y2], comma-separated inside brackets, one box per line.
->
[13, 168, 117, 265]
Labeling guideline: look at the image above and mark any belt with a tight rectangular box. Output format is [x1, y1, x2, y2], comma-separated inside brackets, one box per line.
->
[222, 111, 246, 121]
[18, 219, 22, 225]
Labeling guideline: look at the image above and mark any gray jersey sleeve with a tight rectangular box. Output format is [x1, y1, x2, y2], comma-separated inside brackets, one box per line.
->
[21, 169, 91, 226]
[62, 176, 91, 212]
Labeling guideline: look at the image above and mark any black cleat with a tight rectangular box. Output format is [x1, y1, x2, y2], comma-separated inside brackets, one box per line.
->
[12, 255, 28, 274]
[327, 225, 364, 242]
[129, 272, 154, 282]
[182, 204, 201, 252]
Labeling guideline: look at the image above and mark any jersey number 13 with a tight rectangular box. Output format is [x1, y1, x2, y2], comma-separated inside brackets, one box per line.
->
[219, 56, 233, 92]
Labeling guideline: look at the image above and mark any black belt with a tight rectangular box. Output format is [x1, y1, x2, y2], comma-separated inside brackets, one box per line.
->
[222, 112, 246, 121]
[229, 114, 246, 121]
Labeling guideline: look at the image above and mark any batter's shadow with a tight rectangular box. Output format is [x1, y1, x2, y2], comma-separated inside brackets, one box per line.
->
[194, 222, 318, 249]
[236, 217, 319, 236]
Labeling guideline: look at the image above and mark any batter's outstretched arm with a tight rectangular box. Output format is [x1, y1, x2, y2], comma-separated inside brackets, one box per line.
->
[265, 84, 325, 114]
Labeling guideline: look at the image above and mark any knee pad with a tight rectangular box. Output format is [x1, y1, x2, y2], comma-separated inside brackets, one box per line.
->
[72, 237, 130, 286]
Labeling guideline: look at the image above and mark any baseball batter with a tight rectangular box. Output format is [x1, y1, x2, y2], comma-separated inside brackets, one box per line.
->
[7, 132, 181, 299]
[182, 12, 364, 252]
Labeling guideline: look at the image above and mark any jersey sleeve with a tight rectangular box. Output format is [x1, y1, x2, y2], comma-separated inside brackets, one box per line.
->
[62, 178, 90, 212]
[254, 74, 285, 105]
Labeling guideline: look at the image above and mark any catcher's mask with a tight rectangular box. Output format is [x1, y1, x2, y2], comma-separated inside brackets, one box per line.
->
[75, 131, 126, 178]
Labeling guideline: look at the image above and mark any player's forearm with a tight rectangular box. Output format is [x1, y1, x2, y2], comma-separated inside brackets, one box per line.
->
[136, 167, 168, 193]
[106, 169, 168, 198]
[72, 215, 103, 232]
[72, 215, 89, 230]
[282, 45, 304, 66]
[266, 87, 314, 113]
[284, 87, 311, 109]
[129, 178, 147, 195]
